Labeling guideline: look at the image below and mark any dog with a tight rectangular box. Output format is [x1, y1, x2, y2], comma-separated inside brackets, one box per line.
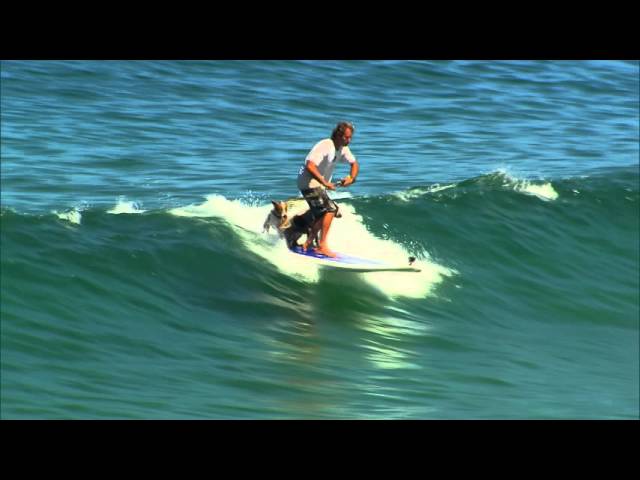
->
[263, 200, 290, 237]
[262, 199, 322, 250]
[283, 208, 319, 250]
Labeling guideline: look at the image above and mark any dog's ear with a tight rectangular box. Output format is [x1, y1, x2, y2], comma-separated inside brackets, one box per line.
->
[271, 200, 279, 210]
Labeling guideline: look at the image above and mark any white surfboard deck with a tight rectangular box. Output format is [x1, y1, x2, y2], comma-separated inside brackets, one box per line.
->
[289, 246, 421, 272]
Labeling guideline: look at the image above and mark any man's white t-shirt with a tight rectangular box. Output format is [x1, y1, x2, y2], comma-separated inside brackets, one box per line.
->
[297, 138, 357, 190]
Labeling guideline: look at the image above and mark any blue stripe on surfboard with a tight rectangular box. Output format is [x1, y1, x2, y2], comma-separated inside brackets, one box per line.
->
[290, 246, 387, 266]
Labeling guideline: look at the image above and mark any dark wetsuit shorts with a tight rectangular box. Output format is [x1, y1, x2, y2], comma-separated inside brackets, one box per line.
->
[300, 187, 339, 219]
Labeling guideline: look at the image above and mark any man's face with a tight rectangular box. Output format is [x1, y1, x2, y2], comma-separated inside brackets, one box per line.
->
[340, 128, 353, 146]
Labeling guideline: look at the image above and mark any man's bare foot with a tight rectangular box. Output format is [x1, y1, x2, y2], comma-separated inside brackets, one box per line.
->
[313, 246, 337, 258]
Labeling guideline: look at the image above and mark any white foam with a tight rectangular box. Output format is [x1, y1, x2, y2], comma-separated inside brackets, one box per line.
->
[496, 169, 559, 202]
[107, 198, 147, 214]
[54, 209, 82, 225]
[513, 181, 559, 201]
[169, 195, 320, 282]
[323, 205, 454, 299]
[169, 194, 454, 297]
[393, 183, 456, 202]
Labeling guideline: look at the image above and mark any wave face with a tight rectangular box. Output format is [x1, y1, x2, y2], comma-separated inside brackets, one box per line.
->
[2, 167, 637, 419]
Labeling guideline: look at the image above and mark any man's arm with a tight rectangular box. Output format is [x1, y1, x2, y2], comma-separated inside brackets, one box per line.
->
[305, 161, 336, 190]
[342, 160, 359, 187]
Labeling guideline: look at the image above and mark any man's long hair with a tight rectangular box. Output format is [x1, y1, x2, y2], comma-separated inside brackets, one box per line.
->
[331, 121, 355, 140]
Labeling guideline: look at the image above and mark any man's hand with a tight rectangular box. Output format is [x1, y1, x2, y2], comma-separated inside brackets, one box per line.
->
[341, 175, 354, 187]
[325, 181, 336, 191]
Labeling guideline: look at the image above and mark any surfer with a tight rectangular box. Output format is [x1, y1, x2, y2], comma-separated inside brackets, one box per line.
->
[297, 121, 359, 257]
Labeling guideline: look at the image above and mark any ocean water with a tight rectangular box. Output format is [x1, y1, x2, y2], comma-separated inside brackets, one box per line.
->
[1, 60, 638, 419]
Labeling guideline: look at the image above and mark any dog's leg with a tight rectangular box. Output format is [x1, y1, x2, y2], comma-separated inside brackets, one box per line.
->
[284, 229, 302, 250]
[303, 216, 323, 251]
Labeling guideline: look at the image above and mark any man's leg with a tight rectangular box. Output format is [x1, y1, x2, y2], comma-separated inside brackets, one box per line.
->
[300, 187, 338, 257]
[316, 212, 336, 257]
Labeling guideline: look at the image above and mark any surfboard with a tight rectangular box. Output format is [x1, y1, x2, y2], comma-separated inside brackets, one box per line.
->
[289, 246, 421, 272]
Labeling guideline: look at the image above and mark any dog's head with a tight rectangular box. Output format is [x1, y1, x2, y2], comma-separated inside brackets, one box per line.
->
[271, 200, 290, 229]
